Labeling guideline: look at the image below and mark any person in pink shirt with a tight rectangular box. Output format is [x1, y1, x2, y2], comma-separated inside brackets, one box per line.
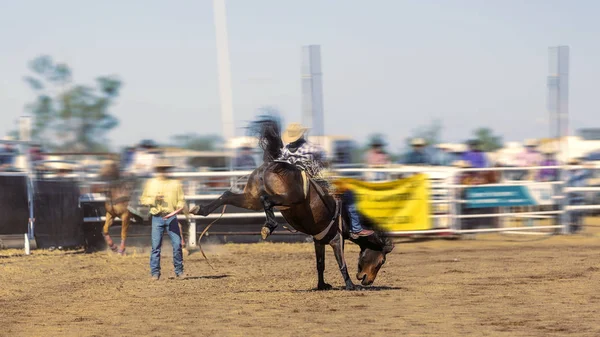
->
[517, 139, 543, 167]
[364, 138, 390, 181]
[515, 139, 543, 180]
[365, 138, 390, 166]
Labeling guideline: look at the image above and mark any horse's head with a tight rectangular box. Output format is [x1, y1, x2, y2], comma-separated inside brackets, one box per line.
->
[356, 235, 394, 286]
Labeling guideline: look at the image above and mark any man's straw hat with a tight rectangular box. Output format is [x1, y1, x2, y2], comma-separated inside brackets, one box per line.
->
[154, 158, 174, 169]
[541, 147, 557, 155]
[282, 123, 308, 144]
[411, 138, 426, 146]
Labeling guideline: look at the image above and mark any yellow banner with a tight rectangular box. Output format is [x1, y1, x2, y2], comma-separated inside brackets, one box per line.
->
[334, 174, 431, 232]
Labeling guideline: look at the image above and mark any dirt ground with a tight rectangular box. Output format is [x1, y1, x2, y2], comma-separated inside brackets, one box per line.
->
[1, 228, 600, 337]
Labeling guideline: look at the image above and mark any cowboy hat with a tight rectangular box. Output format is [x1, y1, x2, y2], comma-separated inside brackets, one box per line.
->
[2, 135, 14, 142]
[49, 162, 76, 171]
[411, 138, 426, 146]
[154, 158, 174, 169]
[567, 158, 581, 165]
[524, 139, 538, 147]
[540, 147, 557, 155]
[139, 139, 158, 149]
[282, 123, 308, 144]
[240, 142, 253, 150]
[369, 137, 386, 147]
[452, 160, 471, 168]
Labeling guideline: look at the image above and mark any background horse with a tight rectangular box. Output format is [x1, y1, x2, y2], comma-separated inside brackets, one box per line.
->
[193, 117, 394, 289]
[98, 161, 139, 255]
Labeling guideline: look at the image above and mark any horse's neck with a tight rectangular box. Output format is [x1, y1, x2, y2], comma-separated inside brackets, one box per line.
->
[105, 180, 131, 199]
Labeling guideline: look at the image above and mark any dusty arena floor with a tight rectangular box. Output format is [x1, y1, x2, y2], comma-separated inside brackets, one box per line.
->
[1, 231, 600, 337]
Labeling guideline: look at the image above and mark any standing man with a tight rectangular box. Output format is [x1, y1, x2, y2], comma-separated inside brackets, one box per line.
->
[364, 137, 390, 181]
[234, 143, 257, 170]
[0, 136, 18, 171]
[404, 138, 431, 165]
[462, 140, 488, 169]
[140, 158, 186, 280]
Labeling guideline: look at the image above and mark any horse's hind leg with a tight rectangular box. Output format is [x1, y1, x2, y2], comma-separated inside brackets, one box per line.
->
[191, 190, 262, 216]
[118, 211, 130, 255]
[314, 241, 332, 290]
[329, 232, 357, 290]
[103, 212, 118, 252]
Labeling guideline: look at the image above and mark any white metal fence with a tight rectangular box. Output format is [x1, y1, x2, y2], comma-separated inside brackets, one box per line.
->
[4, 163, 600, 250]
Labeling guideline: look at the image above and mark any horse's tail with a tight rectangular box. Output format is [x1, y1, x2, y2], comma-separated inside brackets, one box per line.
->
[249, 115, 283, 162]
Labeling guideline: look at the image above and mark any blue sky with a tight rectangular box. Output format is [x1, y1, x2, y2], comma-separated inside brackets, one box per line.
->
[1, 0, 599, 151]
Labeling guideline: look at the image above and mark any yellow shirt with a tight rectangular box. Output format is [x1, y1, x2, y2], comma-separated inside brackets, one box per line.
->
[140, 177, 185, 215]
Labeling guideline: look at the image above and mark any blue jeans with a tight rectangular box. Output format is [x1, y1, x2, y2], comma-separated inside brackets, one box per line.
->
[343, 191, 363, 233]
[150, 215, 183, 277]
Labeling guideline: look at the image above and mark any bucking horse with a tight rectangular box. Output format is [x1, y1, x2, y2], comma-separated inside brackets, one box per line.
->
[192, 117, 394, 289]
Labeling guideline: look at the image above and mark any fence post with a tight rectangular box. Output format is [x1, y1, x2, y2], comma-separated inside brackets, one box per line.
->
[452, 168, 462, 234]
[559, 165, 569, 234]
[187, 179, 198, 248]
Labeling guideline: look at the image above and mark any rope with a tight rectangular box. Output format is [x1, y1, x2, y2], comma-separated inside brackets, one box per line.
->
[196, 174, 248, 270]
[198, 204, 227, 270]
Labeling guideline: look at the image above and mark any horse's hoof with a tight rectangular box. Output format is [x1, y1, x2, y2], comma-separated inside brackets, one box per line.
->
[189, 205, 200, 215]
[118, 248, 126, 256]
[317, 283, 333, 291]
[261, 227, 271, 240]
[182, 248, 190, 257]
[345, 284, 359, 291]
[108, 244, 118, 253]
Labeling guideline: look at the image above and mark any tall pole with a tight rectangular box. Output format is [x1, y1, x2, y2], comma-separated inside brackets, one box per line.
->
[213, 0, 235, 144]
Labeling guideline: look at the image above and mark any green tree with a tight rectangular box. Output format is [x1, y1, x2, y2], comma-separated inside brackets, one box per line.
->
[170, 133, 222, 151]
[23, 55, 122, 152]
[406, 119, 443, 146]
[473, 127, 503, 152]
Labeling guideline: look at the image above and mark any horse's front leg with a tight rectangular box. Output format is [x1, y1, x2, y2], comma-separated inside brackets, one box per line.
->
[191, 190, 262, 216]
[329, 232, 357, 290]
[259, 195, 281, 239]
[314, 241, 332, 290]
[102, 211, 118, 252]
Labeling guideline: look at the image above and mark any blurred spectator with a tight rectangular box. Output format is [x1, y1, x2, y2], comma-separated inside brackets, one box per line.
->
[120, 146, 135, 171]
[461, 140, 488, 169]
[517, 139, 543, 167]
[404, 138, 431, 165]
[433, 144, 454, 166]
[537, 148, 559, 182]
[365, 138, 390, 166]
[0, 136, 18, 170]
[566, 158, 593, 233]
[131, 140, 158, 176]
[364, 137, 390, 181]
[234, 144, 256, 170]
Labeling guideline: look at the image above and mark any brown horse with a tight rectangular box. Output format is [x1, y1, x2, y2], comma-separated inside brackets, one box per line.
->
[98, 161, 139, 255]
[192, 117, 394, 289]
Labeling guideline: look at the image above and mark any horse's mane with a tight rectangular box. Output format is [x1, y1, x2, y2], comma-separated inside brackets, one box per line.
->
[249, 115, 283, 162]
